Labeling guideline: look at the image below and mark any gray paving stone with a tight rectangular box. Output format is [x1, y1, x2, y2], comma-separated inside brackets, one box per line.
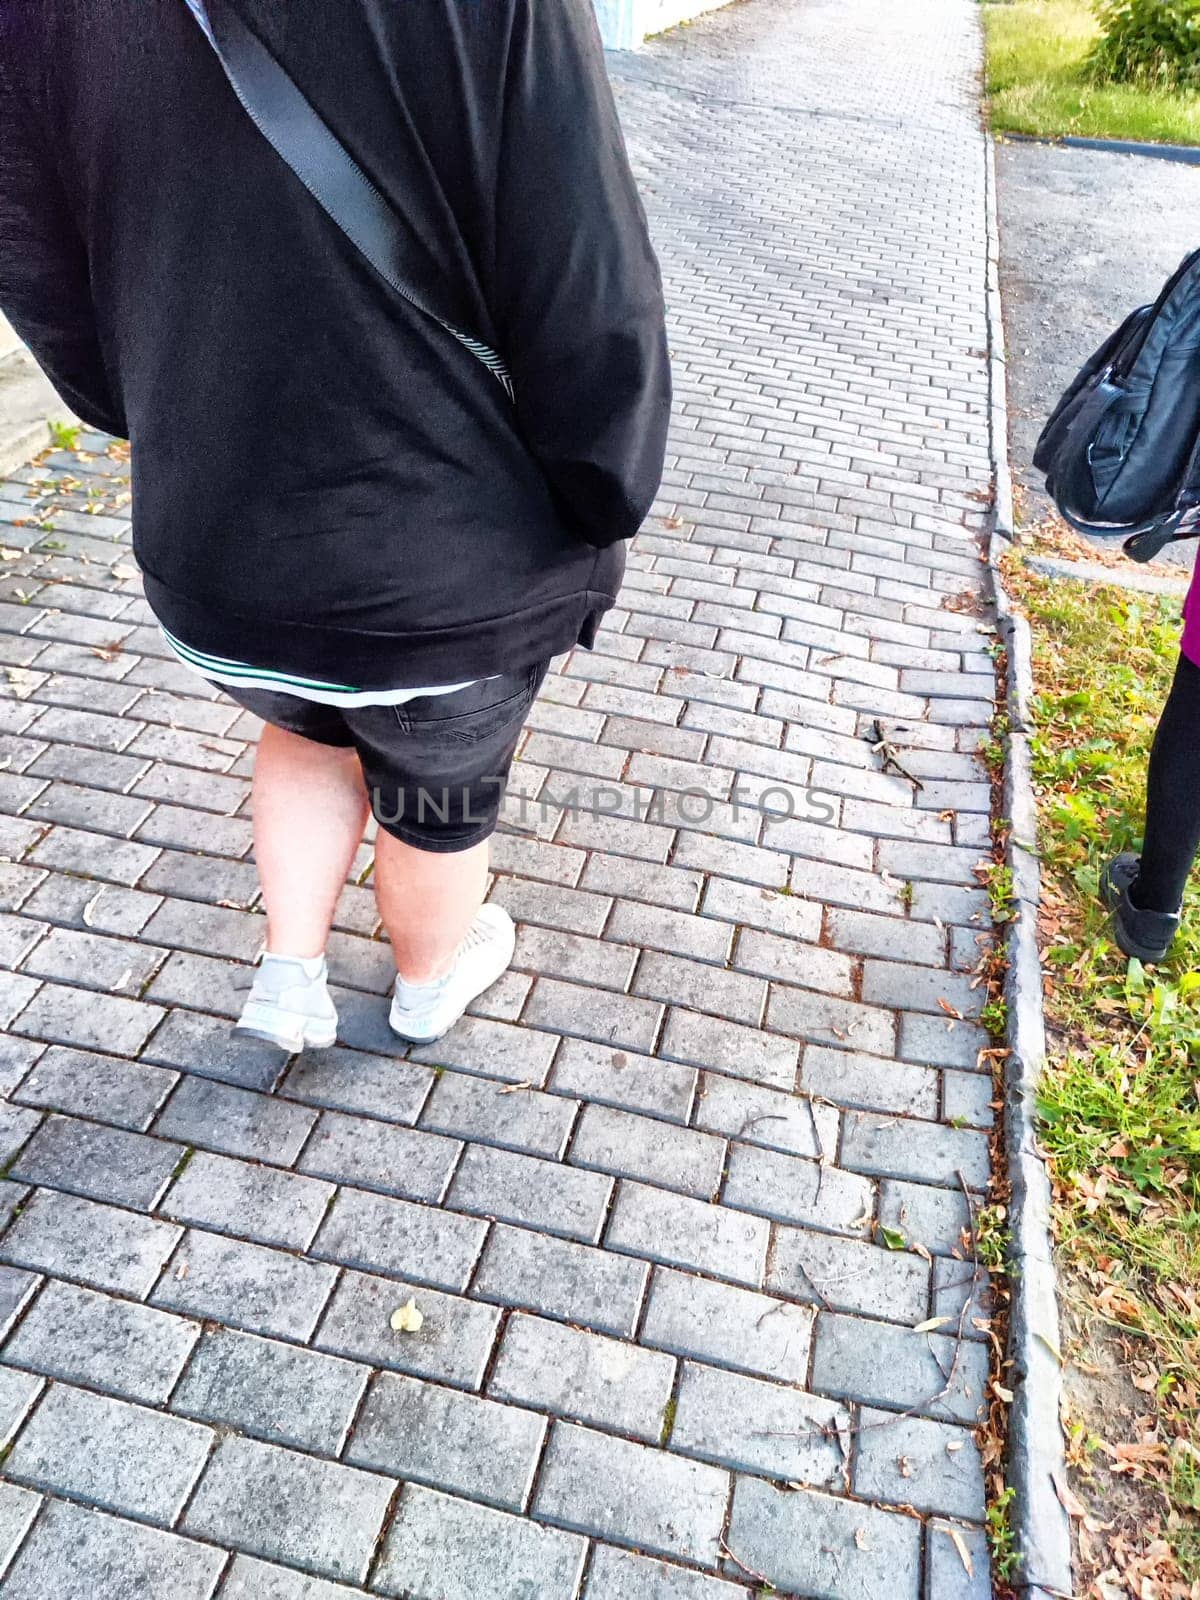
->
[767, 1224, 930, 1323]
[634, 952, 765, 1028]
[0, 913, 46, 971]
[581, 856, 706, 919]
[724, 1475, 922, 1599]
[898, 1009, 988, 1070]
[4, 1278, 199, 1404]
[0, 1036, 41, 1099]
[22, 874, 161, 939]
[28, 824, 159, 888]
[640, 1267, 812, 1382]
[172, 1327, 368, 1456]
[314, 1268, 500, 1390]
[765, 984, 897, 1057]
[942, 1067, 996, 1129]
[824, 905, 946, 966]
[811, 1311, 990, 1425]
[0, 1180, 28, 1237]
[853, 1406, 985, 1520]
[154, 1077, 316, 1170]
[448, 1142, 612, 1245]
[162, 1149, 334, 1251]
[659, 1007, 800, 1093]
[568, 1102, 724, 1199]
[693, 1073, 830, 1157]
[723, 1142, 874, 1235]
[141, 948, 247, 1019]
[0, 1266, 38, 1341]
[878, 1178, 973, 1258]
[925, 1518, 992, 1600]
[800, 1043, 939, 1119]
[6, 1380, 212, 1524]
[13, 1043, 177, 1130]
[0, 1364, 42, 1447]
[932, 1257, 996, 1340]
[489, 1311, 675, 1443]
[279, 1038, 432, 1115]
[584, 1545, 750, 1600]
[471, 1221, 648, 1338]
[550, 1036, 696, 1122]
[840, 1110, 990, 1190]
[299, 1109, 459, 1203]
[373, 1482, 587, 1600]
[10, 1113, 182, 1209]
[733, 928, 856, 1002]
[0, 958, 39, 1024]
[0, 1481, 40, 1580]
[514, 923, 636, 990]
[607, 1180, 769, 1287]
[140, 896, 262, 961]
[141, 1007, 288, 1093]
[27, 754, 147, 804]
[0, 1103, 40, 1169]
[346, 1370, 545, 1511]
[860, 959, 982, 1019]
[312, 1185, 486, 1291]
[220, 1555, 366, 1600]
[419, 1068, 577, 1159]
[152, 1228, 336, 1341]
[21, 924, 162, 997]
[672, 1360, 849, 1488]
[0, 1188, 181, 1296]
[524, 977, 663, 1055]
[0, 1498, 225, 1600]
[409, 1014, 562, 1086]
[183, 1435, 394, 1585]
[605, 898, 733, 963]
[9, 979, 164, 1055]
[535, 1420, 728, 1565]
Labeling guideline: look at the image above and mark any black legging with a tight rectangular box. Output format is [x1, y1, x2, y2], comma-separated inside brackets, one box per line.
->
[1134, 652, 1200, 914]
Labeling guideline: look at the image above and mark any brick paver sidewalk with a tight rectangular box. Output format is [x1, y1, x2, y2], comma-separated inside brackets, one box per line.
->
[0, 0, 999, 1594]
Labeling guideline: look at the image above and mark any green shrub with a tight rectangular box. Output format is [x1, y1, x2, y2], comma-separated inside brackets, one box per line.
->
[1090, 0, 1200, 86]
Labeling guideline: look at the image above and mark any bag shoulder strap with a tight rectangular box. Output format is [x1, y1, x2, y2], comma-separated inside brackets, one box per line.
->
[185, 0, 513, 397]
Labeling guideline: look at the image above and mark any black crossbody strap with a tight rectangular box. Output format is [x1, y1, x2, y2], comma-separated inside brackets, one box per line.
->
[183, 0, 514, 398]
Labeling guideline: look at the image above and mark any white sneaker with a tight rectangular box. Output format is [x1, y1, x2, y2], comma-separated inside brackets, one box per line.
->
[235, 953, 338, 1052]
[389, 904, 516, 1044]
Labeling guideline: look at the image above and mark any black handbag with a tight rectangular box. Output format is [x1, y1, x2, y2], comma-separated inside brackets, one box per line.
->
[1034, 247, 1200, 563]
[182, 0, 514, 399]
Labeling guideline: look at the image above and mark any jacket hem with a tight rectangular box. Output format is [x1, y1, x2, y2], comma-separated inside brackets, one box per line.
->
[139, 550, 624, 691]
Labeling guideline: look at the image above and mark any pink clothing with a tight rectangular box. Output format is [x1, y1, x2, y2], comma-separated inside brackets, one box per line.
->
[1184, 549, 1200, 668]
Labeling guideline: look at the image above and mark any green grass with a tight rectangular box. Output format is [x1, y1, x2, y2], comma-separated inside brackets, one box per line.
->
[1007, 557, 1200, 1583]
[983, 0, 1200, 144]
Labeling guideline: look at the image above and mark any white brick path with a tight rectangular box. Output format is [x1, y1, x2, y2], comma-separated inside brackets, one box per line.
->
[0, 1, 998, 1594]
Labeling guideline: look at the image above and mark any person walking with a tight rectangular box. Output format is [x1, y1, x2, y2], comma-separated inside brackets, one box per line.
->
[1101, 561, 1200, 964]
[0, 0, 671, 1049]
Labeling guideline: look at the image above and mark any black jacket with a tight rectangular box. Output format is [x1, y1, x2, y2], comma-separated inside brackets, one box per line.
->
[0, 0, 671, 687]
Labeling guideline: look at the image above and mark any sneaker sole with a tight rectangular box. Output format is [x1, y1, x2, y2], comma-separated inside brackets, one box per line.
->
[387, 1015, 455, 1046]
[234, 1017, 338, 1053]
[1108, 920, 1174, 966]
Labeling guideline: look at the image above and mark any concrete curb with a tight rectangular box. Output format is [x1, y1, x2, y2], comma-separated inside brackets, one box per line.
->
[1026, 554, 1189, 598]
[1002, 128, 1200, 167]
[983, 132, 1076, 1600]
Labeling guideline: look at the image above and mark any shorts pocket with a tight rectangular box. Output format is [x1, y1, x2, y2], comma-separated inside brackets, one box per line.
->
[394, 664, 544, 745]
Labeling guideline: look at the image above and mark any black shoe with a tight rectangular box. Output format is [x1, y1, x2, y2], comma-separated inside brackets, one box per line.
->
[1099, 852, 1181, 964]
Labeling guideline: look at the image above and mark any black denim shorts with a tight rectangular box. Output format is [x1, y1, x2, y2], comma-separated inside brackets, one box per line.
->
[215, 661, 550, 853]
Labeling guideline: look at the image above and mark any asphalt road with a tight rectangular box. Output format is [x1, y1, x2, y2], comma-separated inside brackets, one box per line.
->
[995, 136, 1200, 567]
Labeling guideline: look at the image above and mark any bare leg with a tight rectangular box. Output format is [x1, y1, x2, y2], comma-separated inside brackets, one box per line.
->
[252, 724, 371, 957]
[373, 832, 489, 984]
